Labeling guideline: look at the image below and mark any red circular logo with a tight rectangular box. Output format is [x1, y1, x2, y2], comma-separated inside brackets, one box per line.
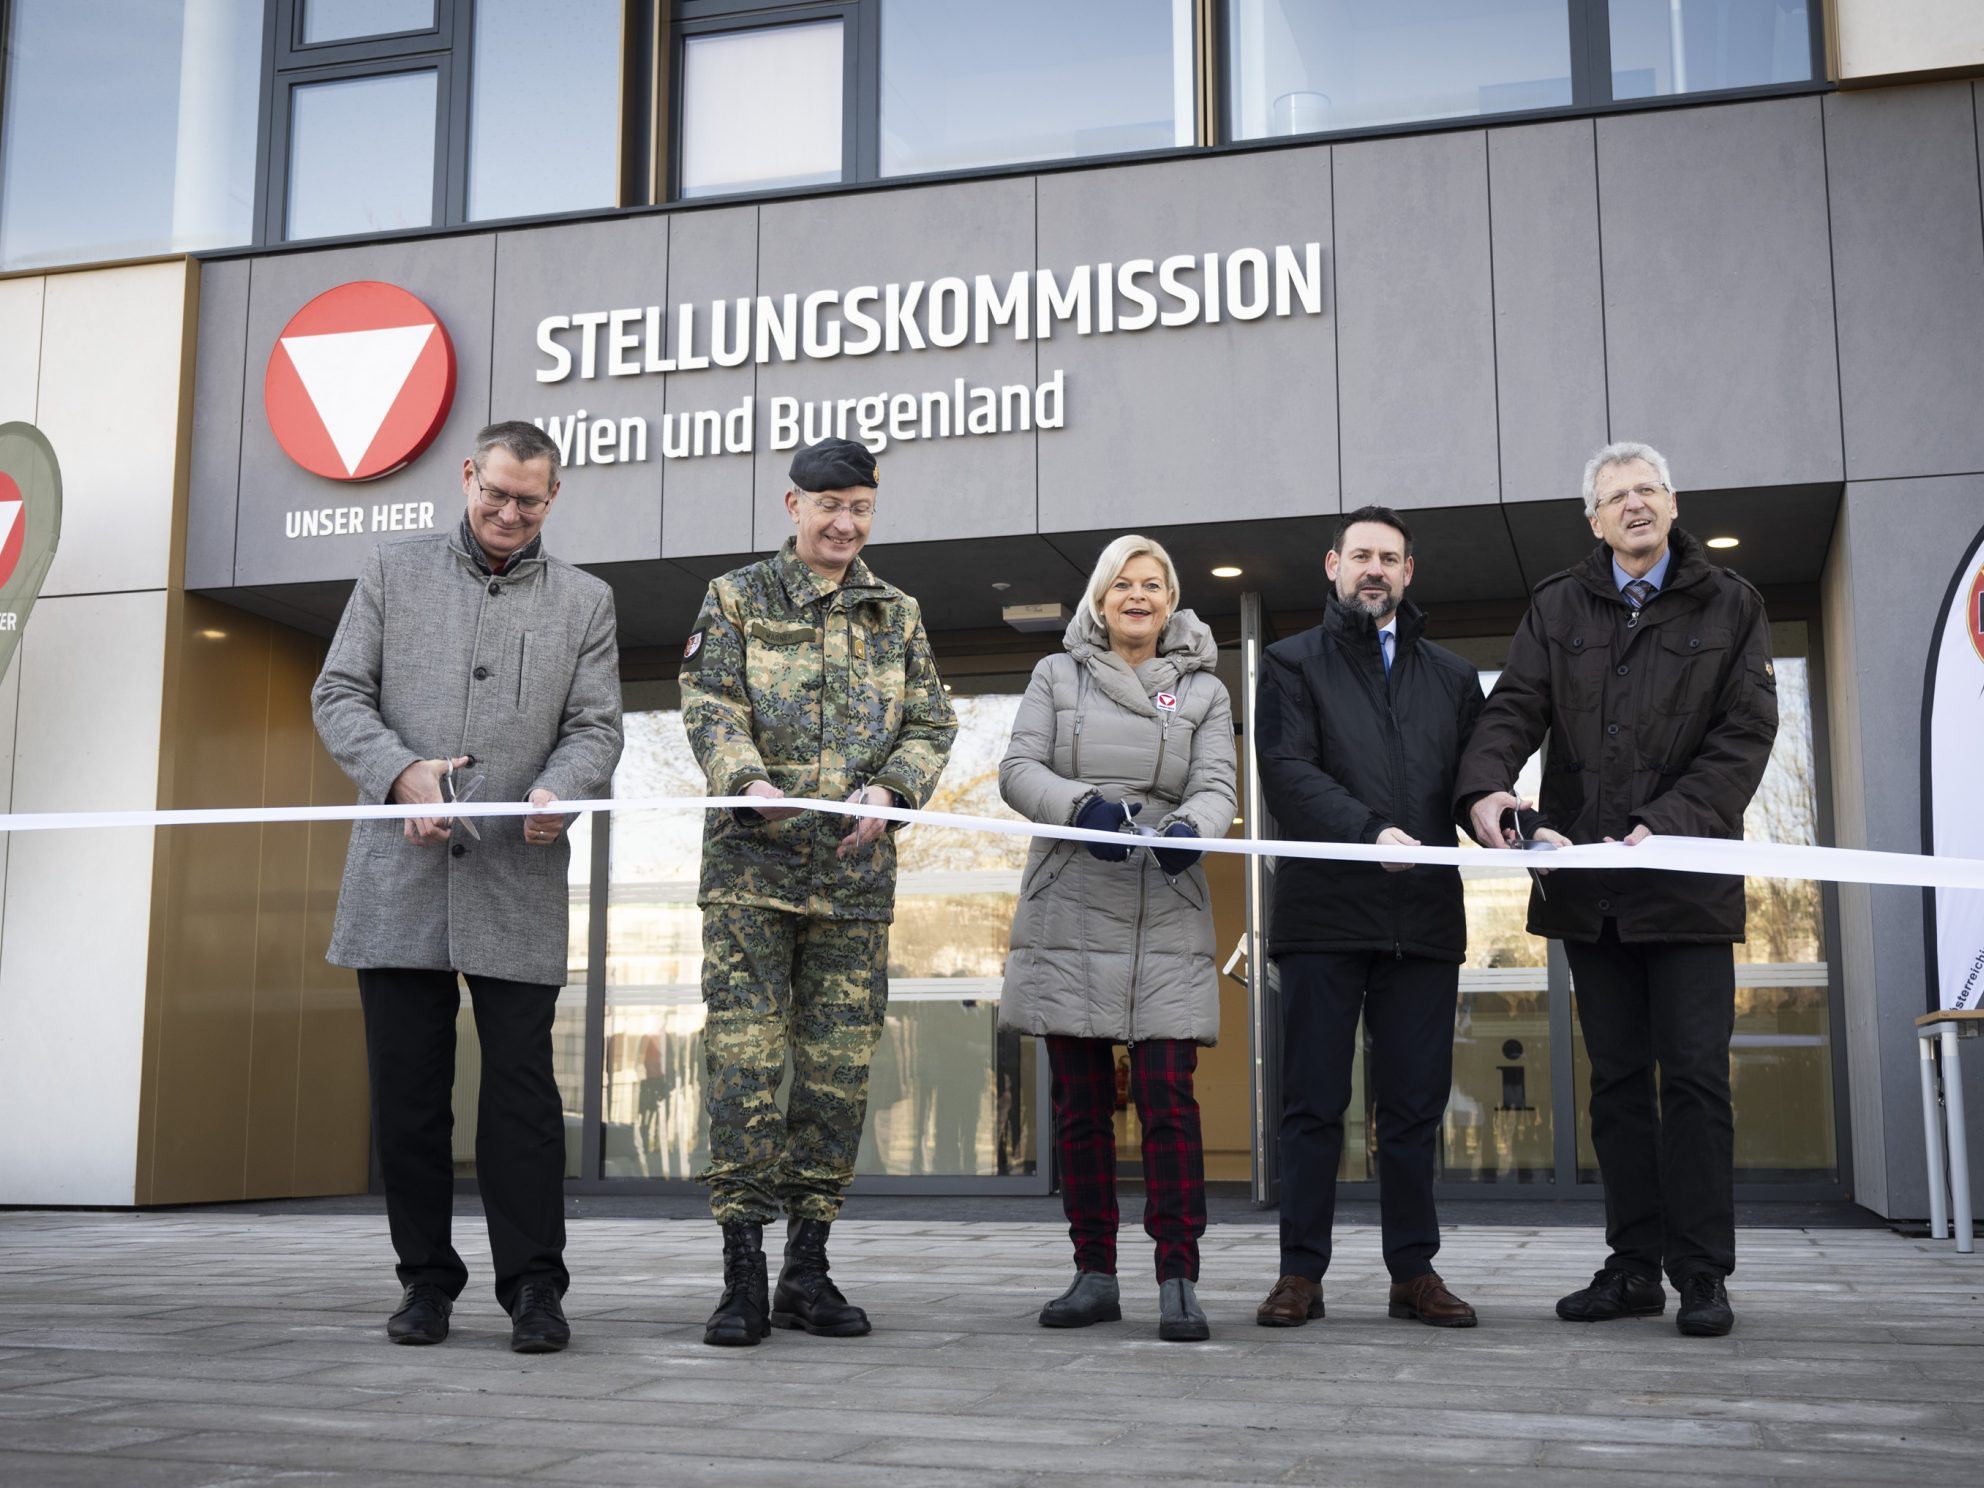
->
[0, 472, 23, 588]
[1968, 563, 1984, 667]
[265, 281, 455, 481]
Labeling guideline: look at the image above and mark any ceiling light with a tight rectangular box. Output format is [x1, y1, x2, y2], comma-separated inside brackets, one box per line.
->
[990, 581, 1011, 591]
[1706, 536, 1740, 550]
[197, 628, 227, 640]
[1002, 601, 1072, 633]
[1211, 565, 1243, 578]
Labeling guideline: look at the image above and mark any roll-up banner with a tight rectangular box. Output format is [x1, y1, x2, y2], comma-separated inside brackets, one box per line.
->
[1923, 521, 1984, 1012]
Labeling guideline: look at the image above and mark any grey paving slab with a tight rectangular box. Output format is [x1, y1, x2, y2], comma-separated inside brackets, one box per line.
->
[0, 1210, 1976, 1487]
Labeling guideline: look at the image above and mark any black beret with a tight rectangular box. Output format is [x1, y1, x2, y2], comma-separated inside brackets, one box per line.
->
[790, 437, 877, 492]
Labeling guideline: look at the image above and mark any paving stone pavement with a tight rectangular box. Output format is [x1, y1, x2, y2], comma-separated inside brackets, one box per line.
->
[0, 1211, 1977, 1487]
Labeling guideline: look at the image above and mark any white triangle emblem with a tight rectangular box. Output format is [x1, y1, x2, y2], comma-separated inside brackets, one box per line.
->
[280, 324, 436, 476]
[0, 498, 20, 555]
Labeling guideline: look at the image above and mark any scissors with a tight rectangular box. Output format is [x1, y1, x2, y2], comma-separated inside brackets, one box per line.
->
[445, 760, 485, 841]
[1501, 804, 1555, 900]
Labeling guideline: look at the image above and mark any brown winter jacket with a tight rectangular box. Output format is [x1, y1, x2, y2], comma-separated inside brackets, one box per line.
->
[1453, 528, 1778, 944]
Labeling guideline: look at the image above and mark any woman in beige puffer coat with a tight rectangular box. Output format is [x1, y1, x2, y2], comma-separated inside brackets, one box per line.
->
[998, 535, 1236, 1342]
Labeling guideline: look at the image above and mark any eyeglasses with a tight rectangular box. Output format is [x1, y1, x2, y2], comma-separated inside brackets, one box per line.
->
[474, 480, 553, 516]
[1595, 482, 1667, 512]
[805, 494, 875, 520]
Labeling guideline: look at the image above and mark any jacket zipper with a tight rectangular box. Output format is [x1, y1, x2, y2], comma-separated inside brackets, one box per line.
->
[1126, 860, 1149, 1046]
[1378, 645, 1408, 958]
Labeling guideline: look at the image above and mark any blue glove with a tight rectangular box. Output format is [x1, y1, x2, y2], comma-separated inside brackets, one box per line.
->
[1152, 820, 1202, 876]
[1075, 796, 1141, 861]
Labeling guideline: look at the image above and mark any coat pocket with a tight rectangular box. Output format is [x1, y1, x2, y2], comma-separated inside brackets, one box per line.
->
[1653, 625, 1732, 715]
[518, 631, 534, 711]
[1547, 629, 1611, 711]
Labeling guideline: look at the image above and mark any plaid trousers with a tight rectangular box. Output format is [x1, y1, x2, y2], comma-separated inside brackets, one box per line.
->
[1046, 1036, 1206, 1282]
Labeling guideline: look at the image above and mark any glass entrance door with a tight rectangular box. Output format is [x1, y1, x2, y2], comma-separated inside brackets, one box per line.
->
[1236, 614, 1843, 1199]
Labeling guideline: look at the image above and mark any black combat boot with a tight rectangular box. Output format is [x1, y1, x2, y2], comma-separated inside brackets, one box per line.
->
[770, 1217, 871, 1337]
[703, 1221, 769, 1347]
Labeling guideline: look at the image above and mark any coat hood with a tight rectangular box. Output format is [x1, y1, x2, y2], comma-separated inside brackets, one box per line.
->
[1063, 606, 1220, 673]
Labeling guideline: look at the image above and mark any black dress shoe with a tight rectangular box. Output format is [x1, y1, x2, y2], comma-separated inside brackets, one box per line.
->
[704, 1221, 770, 1347]
[771, 1218, 871, 1337]
[387, 1283, 451, 1345]
[1556, 1267, 1665, 1322]
[509, 1280, 571, 1354]
[1676, 1274, 1735, 1337]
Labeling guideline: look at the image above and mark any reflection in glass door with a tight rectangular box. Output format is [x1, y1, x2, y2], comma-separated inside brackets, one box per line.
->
[596, 685, 1041, 1187]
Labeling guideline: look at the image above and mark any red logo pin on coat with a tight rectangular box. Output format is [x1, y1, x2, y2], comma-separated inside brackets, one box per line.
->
[265, 281, 456, 481]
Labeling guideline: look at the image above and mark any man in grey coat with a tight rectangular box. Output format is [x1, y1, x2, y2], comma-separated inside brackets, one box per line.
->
[313, 421, 622, 1355]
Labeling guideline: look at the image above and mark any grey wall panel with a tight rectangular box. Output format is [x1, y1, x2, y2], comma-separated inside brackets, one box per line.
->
[1488, 121, 1610, 506]
[661, 206, 758, 559]
[1826, 475, 1984, 1216]
[753, 178, 1039, 550]
[490, 216, 667, 568]
[232, 236, 497, 587]
[1596, 97, 1842, 492]
[186, 259, 251, 589]
[1335, 130, 1499, 511]
[1034, 148, 1338, 533]
[1826, 84, 1984, 482]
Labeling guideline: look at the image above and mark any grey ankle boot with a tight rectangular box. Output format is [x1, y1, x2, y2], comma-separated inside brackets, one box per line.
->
[1038, 1270, 1122, 1328]
[1158, 1277, 1210, 1342]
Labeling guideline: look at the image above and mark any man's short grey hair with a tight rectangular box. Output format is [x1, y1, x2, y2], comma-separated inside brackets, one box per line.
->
[474, 420, 561, 474]
[1581, 441, 1673, 517]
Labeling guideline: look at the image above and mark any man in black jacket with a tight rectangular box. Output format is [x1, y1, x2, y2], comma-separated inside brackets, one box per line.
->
[1252, 506, 1484, 1330]
[1455, 442, 1778, 1339]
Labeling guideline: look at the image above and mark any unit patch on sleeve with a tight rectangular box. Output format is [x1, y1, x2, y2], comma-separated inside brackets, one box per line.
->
[681, 629, 705, 668]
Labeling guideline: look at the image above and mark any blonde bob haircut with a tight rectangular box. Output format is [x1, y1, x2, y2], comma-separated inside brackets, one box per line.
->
[1084, 534, 1182, 626]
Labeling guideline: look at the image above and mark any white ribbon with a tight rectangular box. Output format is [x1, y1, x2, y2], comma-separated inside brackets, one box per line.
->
[2, 793, 1982, 890]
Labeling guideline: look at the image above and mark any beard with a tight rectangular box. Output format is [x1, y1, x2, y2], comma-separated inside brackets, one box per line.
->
[1339, 580, 1396, 622]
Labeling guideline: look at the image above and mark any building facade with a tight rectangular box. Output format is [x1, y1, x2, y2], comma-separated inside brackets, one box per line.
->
[0, 0, 1979, 1219]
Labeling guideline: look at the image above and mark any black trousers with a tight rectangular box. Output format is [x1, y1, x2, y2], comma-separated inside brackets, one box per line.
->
[1276, 952, 1457, 1283]
[358, 969, 568, 1312]
[1565, 922, 1736, 1286]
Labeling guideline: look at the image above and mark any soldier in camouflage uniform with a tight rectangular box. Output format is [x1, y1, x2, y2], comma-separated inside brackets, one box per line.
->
[681, 437, 956, 1347]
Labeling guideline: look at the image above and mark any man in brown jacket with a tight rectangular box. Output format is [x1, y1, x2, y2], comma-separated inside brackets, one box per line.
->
[1455, 441, 1777, 1338]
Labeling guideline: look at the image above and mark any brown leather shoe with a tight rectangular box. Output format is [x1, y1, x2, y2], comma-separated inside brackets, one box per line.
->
[1387, 1272, 1478, 1328]
[1255, 1274, 1325, 1327]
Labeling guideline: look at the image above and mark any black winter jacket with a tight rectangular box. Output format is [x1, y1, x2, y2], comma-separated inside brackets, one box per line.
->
[1255, 593, 1484, 962]
[1453, 529, 1778, 944]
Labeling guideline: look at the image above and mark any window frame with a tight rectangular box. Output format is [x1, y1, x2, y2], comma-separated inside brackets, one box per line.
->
[278, 0, 452, 67]
[667, 1, 865, 204]
[1208, 0, 1831, 148]
[258, 0, 644, 250]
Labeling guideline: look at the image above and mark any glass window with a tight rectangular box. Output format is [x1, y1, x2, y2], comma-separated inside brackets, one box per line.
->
[880, 0, 1193, 177]
[0, 0, 261, 270]
[679, 20, 844, 198]
[1609, 0, 1813, 100]
[286, 70, 441, 240]
[601, 689, 1037, 1181]
[1228, 0, 1573, 140]
[303, 0, 437, 44]
[468, 0, 623, 220]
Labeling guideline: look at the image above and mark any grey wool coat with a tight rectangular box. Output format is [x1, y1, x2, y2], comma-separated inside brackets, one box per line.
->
[998, 608, 1237, 1045]
[313, 528, 624, 987]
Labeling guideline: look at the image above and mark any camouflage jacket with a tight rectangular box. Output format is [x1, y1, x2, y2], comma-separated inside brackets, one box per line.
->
[682, 537, 957, 920]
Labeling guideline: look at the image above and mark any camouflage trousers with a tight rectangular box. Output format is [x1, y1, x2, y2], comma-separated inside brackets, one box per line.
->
[699, 904, 890, 1224]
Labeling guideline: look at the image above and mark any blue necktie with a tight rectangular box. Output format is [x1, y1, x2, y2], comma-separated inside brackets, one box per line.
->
[1381, 630, 1394, 675]
[1623, 578, 1655, 609]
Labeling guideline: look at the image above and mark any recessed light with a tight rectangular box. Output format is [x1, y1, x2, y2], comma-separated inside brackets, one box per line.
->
[197, 628, 227, 640]
[1706, 536, 1740, 550]
[1211, 565, 1243, 578]
[990, 581, 1011, 591]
